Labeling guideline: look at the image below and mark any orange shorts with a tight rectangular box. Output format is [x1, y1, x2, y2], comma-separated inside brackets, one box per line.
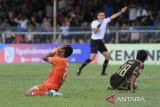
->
[36, 82, 59, 91]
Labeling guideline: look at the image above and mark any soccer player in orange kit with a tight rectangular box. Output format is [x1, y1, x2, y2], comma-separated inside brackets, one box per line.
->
[25, 45, 73, 96]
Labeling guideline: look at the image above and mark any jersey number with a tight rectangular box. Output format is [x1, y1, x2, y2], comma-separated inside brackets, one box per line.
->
[117, 64, 131, 77]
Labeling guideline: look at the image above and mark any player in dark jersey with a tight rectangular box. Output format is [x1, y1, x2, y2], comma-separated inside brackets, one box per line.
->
[109, 50, 148, 93]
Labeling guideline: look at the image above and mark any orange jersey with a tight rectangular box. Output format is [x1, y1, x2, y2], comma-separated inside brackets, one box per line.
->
[45, 56, 68, 90]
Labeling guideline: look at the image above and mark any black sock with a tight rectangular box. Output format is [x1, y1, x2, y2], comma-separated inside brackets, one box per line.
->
[101, 60, 109, 74]
[79, 58, 91, 71]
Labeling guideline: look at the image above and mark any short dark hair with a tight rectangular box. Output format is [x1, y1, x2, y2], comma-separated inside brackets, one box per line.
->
[136, 50, 148, 62]
[96, 10, 104, 16]
[63, 45, 73, 58]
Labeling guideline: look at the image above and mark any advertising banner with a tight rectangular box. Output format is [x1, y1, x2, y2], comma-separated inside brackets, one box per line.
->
[1, 44, 159, 65]
[0, 44, 90, 64]
[98, 44, 160, 65]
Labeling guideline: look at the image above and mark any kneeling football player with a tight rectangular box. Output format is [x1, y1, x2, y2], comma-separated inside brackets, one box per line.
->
[109, 50, 148, 93]
[25, 44, 73, 96]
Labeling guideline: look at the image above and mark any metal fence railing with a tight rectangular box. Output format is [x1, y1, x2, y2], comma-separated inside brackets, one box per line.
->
[0, 26, 160, 44]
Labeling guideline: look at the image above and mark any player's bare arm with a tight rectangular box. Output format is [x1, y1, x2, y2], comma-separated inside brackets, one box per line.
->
[42, 45, 66, 63]
[42, 48, 58, 62]
[130, 74, 137, 93]
[110, 6, 128, 21]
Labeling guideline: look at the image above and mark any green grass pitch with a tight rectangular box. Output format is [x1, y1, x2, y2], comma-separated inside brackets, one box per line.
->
[0, 64, 159, 107]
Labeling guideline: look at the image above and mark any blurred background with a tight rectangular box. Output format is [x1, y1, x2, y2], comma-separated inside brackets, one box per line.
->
[0, 1, 160, 107]
[0, 0, 160, 44]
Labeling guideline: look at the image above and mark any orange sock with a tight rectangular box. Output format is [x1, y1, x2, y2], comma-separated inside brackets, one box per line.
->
[32, 91, 46, 96]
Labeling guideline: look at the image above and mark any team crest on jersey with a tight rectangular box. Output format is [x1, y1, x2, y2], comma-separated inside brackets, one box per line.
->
[4, 47, 15, 63]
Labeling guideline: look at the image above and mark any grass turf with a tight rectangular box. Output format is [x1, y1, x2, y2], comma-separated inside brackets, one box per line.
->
[0, 64, 159, 107]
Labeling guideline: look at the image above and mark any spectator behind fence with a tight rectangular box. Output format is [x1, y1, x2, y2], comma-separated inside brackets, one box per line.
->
[41, 17, 52, 32]
[103, 3, 113, 18]
[14, 15, 28, 31]
[119, 23, 130, 43]
[104, 28, 114, 43]
[25, 24, 34, 43]
[0, 0, 159, 44]
[154, 26, 160, 43]
[129, 23, 141, 43]
[129, 4, 137, 22]
[136, 5, 148, 19]
[59, 17, 70, 43]
[45, 2, 53, 18]
[154, 12, 160, 26]
[2, 31, 15, 44]
[141, 10, 154, 43]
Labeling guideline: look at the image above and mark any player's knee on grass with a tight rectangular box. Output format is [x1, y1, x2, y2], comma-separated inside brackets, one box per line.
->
[25, 86, 38, 96]
[25, 90, 32, 96]
[117, 81, 130, 90]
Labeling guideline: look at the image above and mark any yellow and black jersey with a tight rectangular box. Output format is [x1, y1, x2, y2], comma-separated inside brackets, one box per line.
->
[110, 60, 144, 89]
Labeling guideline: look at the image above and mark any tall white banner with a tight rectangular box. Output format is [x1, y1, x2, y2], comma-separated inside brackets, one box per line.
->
[98, 44, 160, 65]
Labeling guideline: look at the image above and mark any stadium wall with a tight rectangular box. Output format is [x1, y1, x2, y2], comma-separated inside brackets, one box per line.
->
[0, 44, 159, 65]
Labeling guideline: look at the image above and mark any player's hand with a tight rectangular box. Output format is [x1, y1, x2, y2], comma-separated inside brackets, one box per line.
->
[121, 6, 128, 13]
[57, 45, 66, 52]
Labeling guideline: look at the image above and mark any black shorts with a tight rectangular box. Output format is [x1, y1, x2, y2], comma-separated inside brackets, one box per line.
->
[110, 74, 130, 90]
[90, 39, 108, 53]
[110, 74, 119, 89]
